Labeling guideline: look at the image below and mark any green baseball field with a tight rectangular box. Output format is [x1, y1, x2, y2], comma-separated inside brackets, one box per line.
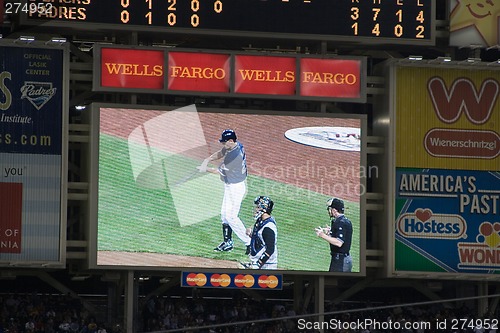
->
[97, 132, 361, 272]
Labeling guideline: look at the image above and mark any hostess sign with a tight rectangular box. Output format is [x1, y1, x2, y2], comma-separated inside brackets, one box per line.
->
[94, 45, 366, 102]
[393, 65, 500, 276]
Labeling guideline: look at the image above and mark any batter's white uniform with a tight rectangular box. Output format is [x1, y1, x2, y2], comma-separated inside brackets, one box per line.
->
[219, 141, 251, 246]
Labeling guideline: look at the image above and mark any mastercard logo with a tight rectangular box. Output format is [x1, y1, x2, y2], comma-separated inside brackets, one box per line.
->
[258, 275, 279, 289]
[184, 273, 281, 289]
[210, 273, 231, 287]
[234, 274, 255, 288]
[185, 273, 208, 287]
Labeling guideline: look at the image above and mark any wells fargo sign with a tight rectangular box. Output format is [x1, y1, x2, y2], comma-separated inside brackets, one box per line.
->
[100, 48, 164, 90]
[168, 51, 230, 93]
[96, 46, 366, 102]
[301, 58, 361, 98]
[234, 55, 296, 95]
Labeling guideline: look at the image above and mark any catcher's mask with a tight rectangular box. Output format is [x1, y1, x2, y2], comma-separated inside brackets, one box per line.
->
[253, 196, 274, 220]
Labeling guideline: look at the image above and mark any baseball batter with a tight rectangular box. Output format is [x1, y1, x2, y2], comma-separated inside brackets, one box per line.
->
[199, 129, 251, 252]
[315, 198, 353, 272]
[241, 196, 278, 270]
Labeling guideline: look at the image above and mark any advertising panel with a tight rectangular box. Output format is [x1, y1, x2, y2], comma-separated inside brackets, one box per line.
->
[393, 65, 500, 276]
[395, 66, 499, 171]
[88, 104, 366, 275]
[0, 43, 66, 265]
[168, 51, 230, 93]
[181, 271, 282, 290]
[395, 169, 499, 273]
[300, 58, 362, 99]
[93, 46, 367, 103]
[233, 55, 295, 95]
[449, 0, 500, 48]
[100, 47, 164, 90]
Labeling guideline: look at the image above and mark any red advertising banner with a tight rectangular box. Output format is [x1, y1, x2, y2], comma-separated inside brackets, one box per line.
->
[168, 52, 230, 92]
[101, 48, 164, 89]
[234, 55, 296, 95]
[0, 183, 22, 253]
[95, 46, 366, 101]
[300, 58, 361, 98]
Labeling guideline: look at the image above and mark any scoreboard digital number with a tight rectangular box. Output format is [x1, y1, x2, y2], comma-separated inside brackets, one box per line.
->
[20, 0, 434, 45]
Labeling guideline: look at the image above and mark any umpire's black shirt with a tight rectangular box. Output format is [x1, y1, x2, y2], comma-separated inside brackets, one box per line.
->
[329, 214, 353, 255]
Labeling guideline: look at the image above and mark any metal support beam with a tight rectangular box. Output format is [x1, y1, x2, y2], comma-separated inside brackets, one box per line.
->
[478, 281, 489, 317]
[488, 284, 499, 316]
[331, 277, 374, 304]
[302, 280, 314, 314]
[293, 276, 304, 313]
[315, 276, 325, 333]
[36, 271, 98, 314]
[125, 271, 134, 333]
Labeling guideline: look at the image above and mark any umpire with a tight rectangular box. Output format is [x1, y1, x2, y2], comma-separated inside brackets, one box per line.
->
[315, 198, 353, 272]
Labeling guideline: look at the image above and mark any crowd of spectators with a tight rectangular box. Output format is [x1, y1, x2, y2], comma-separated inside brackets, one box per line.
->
[0, 292, 498, 333]
[139, 294, 499, 333]
[140, 293, 303, 332]
[0, 293, 108, 333]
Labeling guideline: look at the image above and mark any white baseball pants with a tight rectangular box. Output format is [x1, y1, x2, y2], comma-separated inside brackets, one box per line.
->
[220, 181, 250, 245]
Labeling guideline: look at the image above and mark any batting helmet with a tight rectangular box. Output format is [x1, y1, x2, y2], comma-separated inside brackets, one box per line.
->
[219, 129, 237, 142]
[327, 198, 344, 213]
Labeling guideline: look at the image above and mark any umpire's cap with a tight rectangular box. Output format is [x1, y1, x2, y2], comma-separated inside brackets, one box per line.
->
[219, 129, 237, 142]
[327, 198, 344, 213]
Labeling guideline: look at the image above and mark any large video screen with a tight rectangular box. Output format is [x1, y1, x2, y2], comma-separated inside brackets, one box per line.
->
[89, 105, 365, 274]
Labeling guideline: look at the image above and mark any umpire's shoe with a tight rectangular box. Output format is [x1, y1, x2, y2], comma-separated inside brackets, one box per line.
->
[214, 239, 233, 252]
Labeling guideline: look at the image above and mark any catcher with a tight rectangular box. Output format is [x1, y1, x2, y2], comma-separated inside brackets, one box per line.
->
[240, 196, 278, 270]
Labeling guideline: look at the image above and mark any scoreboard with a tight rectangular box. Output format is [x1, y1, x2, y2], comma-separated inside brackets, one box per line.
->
[17, 0, 435, 45]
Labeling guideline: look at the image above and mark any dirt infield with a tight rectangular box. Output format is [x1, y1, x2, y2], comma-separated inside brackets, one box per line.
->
[98, 251, 240, 268]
